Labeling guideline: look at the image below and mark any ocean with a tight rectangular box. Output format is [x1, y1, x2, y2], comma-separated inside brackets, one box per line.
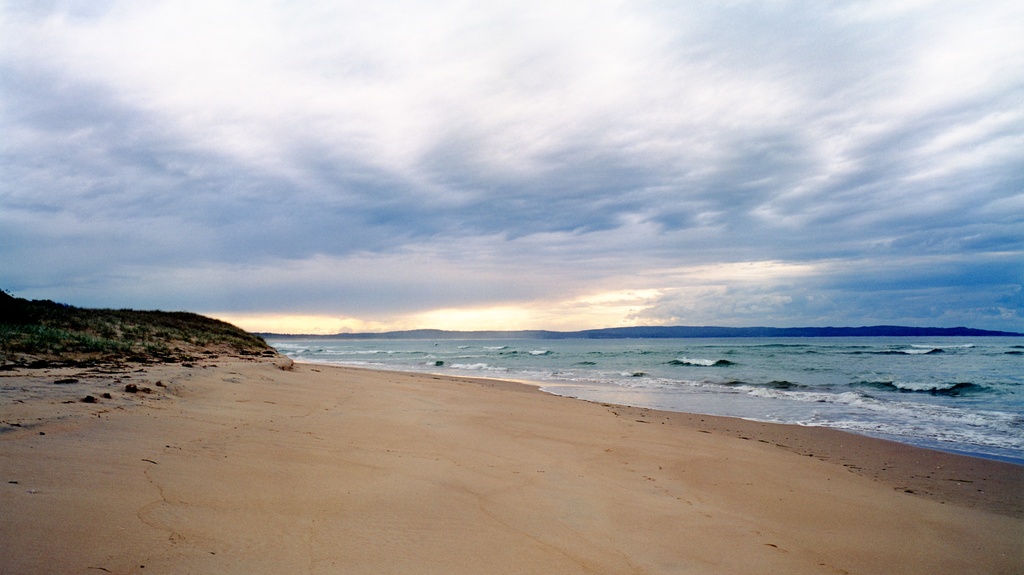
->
[266, 336, 1024, 464]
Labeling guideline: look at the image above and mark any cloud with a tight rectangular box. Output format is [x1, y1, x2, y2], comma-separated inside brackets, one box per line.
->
[1, 1, 1021, 331]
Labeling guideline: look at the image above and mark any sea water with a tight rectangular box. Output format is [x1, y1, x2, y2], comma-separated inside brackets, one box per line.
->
[267, 336, 1024, 464]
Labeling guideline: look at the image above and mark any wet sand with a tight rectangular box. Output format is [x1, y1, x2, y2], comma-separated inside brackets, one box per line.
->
[1, 357, 1021, 574]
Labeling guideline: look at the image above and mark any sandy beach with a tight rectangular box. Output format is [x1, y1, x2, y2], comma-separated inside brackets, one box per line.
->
[1, 356, 1021, 574]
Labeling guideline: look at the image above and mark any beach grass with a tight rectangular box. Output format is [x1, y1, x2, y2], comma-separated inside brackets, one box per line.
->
[0, 290, 273, 367]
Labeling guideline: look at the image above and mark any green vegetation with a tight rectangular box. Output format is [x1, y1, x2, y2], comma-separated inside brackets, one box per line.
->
[0, 290, 275, 367]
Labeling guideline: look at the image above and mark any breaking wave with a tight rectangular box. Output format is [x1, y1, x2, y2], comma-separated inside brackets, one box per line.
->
[854, 380, 988, 396]
[666, 358, 734, 367]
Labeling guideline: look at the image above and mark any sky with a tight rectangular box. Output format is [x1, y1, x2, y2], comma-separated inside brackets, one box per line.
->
[1, 1, 1022, 334]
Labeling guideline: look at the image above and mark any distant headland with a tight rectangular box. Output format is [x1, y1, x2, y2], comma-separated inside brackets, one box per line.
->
[261, 325, 1022, 340]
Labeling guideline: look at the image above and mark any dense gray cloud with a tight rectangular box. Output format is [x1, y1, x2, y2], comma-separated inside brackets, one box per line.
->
[1, 0, 1021, 331]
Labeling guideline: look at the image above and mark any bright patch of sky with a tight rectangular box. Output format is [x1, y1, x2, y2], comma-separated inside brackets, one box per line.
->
[2, 0, 1022, 332]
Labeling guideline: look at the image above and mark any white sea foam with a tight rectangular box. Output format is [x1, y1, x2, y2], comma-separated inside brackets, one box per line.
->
[887, 380, 960, 392]
[744, 387, 1023, 450]
[675, 357, 716, 366]
[911, 343, 975, 349]
[449, 362, 504, 372]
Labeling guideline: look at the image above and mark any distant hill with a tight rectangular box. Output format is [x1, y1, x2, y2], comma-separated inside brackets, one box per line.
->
[261, 325, 1022, 340]
[1, 291, 276, 367]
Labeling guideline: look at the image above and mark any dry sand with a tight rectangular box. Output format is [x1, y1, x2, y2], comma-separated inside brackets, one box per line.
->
[1, 357, 1021, 574]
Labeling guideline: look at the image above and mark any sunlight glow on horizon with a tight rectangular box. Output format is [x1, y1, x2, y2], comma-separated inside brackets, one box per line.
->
[213, 289, 667, 334]
[211, 262, 836, 334]
[210, 313, 389, 335]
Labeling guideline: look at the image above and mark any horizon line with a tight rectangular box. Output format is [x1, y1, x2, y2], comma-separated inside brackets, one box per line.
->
[256, 325, 1023, 338]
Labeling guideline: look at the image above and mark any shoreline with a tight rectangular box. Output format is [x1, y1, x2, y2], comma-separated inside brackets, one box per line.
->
[540, 387, 1024, 466]
[294, 357, 1024, 468]
[2, 357, 1021, 573]
[335, 364, 1024, 518]
[272, 334, 1024, 468]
